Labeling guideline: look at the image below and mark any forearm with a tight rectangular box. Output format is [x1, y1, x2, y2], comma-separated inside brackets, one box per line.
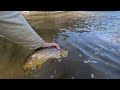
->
[0, 11, 45, 50]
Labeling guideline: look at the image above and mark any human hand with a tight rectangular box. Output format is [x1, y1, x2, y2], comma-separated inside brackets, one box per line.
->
[41, 42, 60, 49]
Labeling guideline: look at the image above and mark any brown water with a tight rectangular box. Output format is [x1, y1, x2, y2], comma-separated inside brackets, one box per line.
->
[0, 11, 120, 79]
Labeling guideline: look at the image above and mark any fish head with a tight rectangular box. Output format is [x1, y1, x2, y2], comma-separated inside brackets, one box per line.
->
[61, 49, 68, 57]
[23, 63, 33, 72]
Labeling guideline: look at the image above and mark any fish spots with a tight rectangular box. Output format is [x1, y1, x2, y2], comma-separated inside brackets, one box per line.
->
[25, 71, 31, 77]
[29, 62, 32, 65]
[24, 48, 68, 74]
[32, 54, 39, 60]
[31, 65, 37, 70]
[25, 72, 29, 76]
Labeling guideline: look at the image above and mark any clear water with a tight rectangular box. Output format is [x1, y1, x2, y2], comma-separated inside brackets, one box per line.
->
[0, 11, 120, 79]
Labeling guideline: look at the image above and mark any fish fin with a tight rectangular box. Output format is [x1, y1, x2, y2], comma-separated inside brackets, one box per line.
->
[51, 60, 55, 63]
[36, 64, 43, 69]
[50, 58, 56, 63]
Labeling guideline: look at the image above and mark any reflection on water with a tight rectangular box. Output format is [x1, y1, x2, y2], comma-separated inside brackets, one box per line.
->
[0, 11, 120, 79]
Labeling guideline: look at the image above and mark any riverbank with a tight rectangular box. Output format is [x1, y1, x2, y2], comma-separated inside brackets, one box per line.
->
[21, 11, 64, 16]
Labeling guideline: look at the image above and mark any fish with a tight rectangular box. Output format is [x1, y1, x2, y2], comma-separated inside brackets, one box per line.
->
[23, 47, 68, 72]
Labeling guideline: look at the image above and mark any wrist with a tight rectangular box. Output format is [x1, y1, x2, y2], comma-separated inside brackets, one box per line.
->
[41, 42, 49, 47]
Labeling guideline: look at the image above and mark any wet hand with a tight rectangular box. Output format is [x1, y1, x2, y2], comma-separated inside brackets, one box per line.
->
[41, 42, 60, 49]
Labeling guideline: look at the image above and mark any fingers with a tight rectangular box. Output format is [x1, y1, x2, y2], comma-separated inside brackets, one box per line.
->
[41, 42, 60, 49]
[51, 43, 60, 50]
[55, 43, 60, 50]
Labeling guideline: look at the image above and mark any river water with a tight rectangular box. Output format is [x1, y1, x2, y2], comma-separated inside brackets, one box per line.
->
[0, 11, 120, 79]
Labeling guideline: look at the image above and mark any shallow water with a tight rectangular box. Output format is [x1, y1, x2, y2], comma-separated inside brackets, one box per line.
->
[0, 11, 120, 79]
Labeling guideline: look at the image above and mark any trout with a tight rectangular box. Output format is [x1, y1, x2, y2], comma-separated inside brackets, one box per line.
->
[23, 47, 68, 72]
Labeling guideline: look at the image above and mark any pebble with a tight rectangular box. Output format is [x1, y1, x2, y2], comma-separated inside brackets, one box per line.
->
[94, 52, 99, 55]
[91, 73, 94, 78]
[73, 25, 78, 26]
[79, 54, 82, 57]
[58, 59, 61, 62]
[72, 77, 75, 79]
[105, 63, 108, 65]
[51, 75, 54, 79]
[95, 48, 99, 51]
[54, 70, 56, 74]
[84, 60, 98, 63]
